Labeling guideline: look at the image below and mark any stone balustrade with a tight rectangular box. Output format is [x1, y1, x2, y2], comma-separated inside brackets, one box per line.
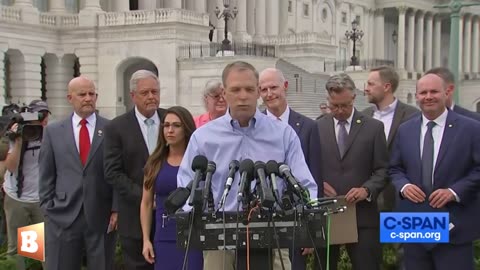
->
[0, 6, 22, 23]
[99, 8, 209, 27]
[264, 32, 331, 45]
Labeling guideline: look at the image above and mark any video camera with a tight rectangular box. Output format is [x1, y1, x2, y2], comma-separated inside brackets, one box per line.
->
[0, 101, 48, 160]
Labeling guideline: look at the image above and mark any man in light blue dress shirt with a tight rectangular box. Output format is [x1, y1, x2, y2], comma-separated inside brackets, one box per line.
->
[177, 61, 318, 270]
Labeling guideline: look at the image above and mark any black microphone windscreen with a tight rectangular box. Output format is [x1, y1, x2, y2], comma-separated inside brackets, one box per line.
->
[266, 160, 279, 175]
[206, 161, 216, 173]
[164, 187, 191, 215]
[191, 155, 208, 172]
[239, 159, 254, 176]
[254, 161, 266, 178]
[229, 160, 240, 170]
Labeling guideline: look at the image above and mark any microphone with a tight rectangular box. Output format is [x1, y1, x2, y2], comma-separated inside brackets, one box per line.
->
[164, 180, 193, 215]
[266, 160, 280, 201]
[278, 163, 309, 202]
[218, 160, 240, 210]
[237, 159, 255, 203]
[254, 161, 275, 208]
[188, 155, 208, 207]
[202, 161, 216, 212]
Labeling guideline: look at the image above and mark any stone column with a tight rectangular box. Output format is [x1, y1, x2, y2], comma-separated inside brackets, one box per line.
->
[369, 9, 375, 61]
[82, 0, 101, 10]
[254, 0, 266, 39]
[407, 10, 415, 71]
[375, 9, 385, 59]
[0, 46, 7, 107]
[44, 55, 75, 118]
[425, 14, 433, 71]
[247, 0, 256, 36]
[234, 0, 250, 41]
[459, 15, 463, 74]
[138, 0, 156, 10]
[472, 17, 479, 73]
[266, 0, 279, 35]
[194, 0, 206, 13]
[279, 0, 288, 35]
[76, 47, 99, 87]
[415, 12, 424, 72]
[164, 0, 181, 9]
[397, 7, 407, 70]
[49, 0, 66, 13]
[463, 15, 472, 73]
[433, 15, 442, 67]
[112, 0, 129, 11]
[215, 0, 225, 43]
[14, 0, 33, 6]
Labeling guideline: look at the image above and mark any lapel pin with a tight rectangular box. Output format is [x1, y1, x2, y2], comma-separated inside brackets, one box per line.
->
[296, 122, 300, 126]
[356, 119, 361, 124]
[98, 130, 103, 137]
[448, 124, 453, 128]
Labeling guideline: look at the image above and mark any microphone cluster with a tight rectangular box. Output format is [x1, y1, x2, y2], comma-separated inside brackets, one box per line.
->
[164, 155, 311, 215]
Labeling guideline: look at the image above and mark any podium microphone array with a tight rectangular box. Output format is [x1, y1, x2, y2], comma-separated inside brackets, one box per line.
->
[165, 155, 311, 215]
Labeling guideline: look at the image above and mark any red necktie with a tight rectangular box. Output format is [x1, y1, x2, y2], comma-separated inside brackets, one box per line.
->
[79, 119, 90, 165]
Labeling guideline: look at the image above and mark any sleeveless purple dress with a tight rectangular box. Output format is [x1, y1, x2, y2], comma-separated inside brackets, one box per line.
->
[154, 162, 203, 270]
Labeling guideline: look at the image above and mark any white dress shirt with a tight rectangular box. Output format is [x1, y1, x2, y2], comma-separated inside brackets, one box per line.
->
[135, 106, 160, 150]
[333, 109, 355, 143]
[266, 106, 290, 122]
[373, 98, 398, 140]
[72, 112, 96, 153]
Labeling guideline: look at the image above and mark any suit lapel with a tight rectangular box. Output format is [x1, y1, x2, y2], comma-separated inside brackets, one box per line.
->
[388, 102, 406, 146]
[63, 116, 83, 167]
[410, 116, 423, 171]
[434, 112, 457, 172]
[323, 115, 342, 160]
[84, 116, 105, 169]
[343, 111, 362, 158]
[129, 110, 150, 160]
[288, 110, 303, 134]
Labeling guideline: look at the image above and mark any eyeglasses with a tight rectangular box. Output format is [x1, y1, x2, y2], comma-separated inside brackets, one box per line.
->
[328, 101, 354, 111]
[207, 93, 224, 100]
[161, 122, 183, 129]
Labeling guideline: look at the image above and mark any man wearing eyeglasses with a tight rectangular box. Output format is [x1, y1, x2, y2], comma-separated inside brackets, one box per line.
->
[104, 70, 166, 270]
[315, 73, 388, 270]
[194, 79, 227, 127]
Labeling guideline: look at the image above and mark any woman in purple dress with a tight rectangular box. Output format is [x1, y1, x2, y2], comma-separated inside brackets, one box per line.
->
[140, 106, 203, 270]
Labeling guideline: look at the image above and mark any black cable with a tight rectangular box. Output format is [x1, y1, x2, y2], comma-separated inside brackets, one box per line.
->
[267, 218, 272, 270]
[222, 200, 227, 270]
[307, 223, 323, 270]
[235, 203, 240, 269]
[291, 207, 297, 269]
[181, 208, 196, 270]
[270, 213, 286, 270]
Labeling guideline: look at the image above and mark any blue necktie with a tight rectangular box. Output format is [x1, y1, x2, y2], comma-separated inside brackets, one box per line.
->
[337, 120, 348, 158]
[144, 118, 156, 155]
[422, 121, 436, 194]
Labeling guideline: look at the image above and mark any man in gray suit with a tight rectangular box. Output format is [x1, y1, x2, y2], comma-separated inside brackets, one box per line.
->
[39, 76, 117, 270]
[316, 73, 388, 270]
[425, 67, 480, 121]
[363, 66, 419, 211]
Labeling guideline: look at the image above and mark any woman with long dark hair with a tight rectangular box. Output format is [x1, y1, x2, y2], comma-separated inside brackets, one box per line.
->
[140, 106, 203, 270]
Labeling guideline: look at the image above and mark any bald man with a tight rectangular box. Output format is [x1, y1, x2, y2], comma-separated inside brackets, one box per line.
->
[259, 68, 322, 270]
[39, 77, 117, 270]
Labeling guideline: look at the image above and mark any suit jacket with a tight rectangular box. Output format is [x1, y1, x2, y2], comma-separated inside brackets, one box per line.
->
[104, 108, 166, 239]
[39, 114, 113, 233]
[316, 110, 388, 228]
[453, 105, 480, 122]
[390, 111, 480, 244]
[363, 100, 419, 152]
[288, 109, 323, 196]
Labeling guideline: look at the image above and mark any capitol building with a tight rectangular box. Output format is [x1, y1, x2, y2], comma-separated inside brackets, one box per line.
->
[0, 0, 479, 120]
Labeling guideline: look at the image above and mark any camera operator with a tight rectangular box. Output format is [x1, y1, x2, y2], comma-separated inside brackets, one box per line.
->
[3, 100, 50, 270]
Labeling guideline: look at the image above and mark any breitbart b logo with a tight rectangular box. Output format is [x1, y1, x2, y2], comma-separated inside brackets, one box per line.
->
[17, 222, 45, 261]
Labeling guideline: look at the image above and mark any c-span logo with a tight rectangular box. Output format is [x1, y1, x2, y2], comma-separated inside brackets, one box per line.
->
[17, 222, 45, 261]
[380, 212, 449, 243]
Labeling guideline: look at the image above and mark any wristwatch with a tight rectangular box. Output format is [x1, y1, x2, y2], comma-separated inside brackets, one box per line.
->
[363, 187, 372, 202]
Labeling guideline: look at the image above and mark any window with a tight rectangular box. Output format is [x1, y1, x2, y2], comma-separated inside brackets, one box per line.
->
[322, 8, 328, 22]
[288, 1, 293, 13]
[341, 12, 347, 24]
[355, 15, 361, 25]
[303, 3, 309, 16]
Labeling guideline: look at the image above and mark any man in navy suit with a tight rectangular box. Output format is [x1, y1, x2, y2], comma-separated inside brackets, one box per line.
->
[389, 73, 480, 270]
[259, 68, 322, 270]
[425, 67, 480, 121]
